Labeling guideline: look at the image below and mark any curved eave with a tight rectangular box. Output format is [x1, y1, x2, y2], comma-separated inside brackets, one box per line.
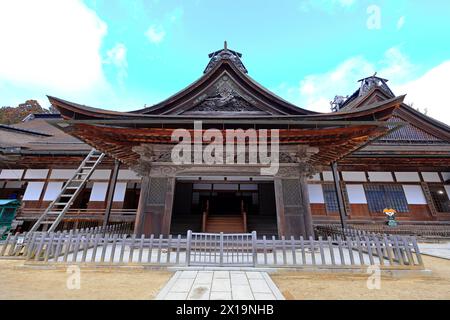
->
[48, 95, 131, 120]
[48, 93, 403, 124]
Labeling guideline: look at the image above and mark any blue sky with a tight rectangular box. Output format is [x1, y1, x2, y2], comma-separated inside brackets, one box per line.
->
[1, 0, 450, 122]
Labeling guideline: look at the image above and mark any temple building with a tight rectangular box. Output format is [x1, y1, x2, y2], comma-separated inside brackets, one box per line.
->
[1, 45, 449, 237]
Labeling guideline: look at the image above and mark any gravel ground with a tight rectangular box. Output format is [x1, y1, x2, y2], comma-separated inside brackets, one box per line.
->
[271, 255, 450, 300]
[1, 255, 449, 300]
[0, 260, 172, 300]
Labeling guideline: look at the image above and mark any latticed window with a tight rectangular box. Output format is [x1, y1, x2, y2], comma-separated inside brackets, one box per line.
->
[429, 185, 450, 213]
[322, 184, 339, 213]
[364, 184, 409, 213]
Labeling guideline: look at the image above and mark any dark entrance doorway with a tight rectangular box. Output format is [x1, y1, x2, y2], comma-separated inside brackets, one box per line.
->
[208, 192, 241, 215]
[170, 181, 278, 236]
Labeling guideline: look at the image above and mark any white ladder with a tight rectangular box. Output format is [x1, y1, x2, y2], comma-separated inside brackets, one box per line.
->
[29, 149, 105, 233]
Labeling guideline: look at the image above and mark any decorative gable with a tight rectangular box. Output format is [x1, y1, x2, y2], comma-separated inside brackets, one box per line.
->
[181, 74, 270, 115]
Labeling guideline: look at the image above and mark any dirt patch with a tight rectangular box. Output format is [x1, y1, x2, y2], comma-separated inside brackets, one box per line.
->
[0, 260, 172, 300]
[271, 256, 450, 300]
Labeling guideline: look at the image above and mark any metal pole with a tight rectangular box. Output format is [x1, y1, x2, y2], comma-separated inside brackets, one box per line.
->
[103, 160, 120, 230]
[331, 161, 347, 229]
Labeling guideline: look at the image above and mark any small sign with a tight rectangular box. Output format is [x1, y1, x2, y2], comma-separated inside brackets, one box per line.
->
[17, 236, 25, 245]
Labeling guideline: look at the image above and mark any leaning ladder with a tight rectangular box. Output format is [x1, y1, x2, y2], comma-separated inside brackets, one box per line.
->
[29, 149, 105, 233]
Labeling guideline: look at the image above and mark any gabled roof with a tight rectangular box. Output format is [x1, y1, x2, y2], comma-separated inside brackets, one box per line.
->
[332, 75, 450, 143]
[50, 45, 323, 118]
[45, 47, 409, 168]
[132, 57, 314, 116]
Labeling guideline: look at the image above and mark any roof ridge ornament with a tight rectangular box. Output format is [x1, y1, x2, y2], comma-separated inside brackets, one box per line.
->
[358, 72, 395, 97]
[204, 42, 248, 74]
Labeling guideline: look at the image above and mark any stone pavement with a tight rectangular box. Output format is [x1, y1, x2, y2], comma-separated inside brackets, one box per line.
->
[155, 271, 285, 300]
[418, 242, 450, 260]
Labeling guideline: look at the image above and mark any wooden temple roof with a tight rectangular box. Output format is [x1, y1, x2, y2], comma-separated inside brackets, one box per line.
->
[45, 46, 413, 168]
[1, 45, 447, 171]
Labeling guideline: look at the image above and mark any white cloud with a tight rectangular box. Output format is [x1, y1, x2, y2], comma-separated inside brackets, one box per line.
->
[274, 47, 414, 113]
[0, 0, 125, 109]
[104, 43, 128, 86]
[397, 16, 406, 30]
[0, 0, 108, 94]
[394, 61, 450, 125]
[145, 25, 166, 44]
[274, 47, 450, 125]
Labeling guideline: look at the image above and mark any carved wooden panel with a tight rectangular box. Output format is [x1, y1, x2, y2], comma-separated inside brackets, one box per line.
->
[148, 178, 167, 205]
[282, 179, 302, 206]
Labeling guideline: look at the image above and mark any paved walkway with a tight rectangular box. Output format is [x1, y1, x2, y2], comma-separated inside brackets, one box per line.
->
[156, 271, 285, 300]
[418, 242, 450, 260]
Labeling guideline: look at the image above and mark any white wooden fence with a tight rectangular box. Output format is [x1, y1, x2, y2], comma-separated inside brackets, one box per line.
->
[0, 229, 423, 269]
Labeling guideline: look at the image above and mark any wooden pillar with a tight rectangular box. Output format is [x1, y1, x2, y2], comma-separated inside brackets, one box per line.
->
[331, 161, 348, 229]
[161, 177, 176, 235]
[273, 178, 286, 237]
[103, 160, 120, 229]
[134, 174, 176, 236]
[274, 175, 313, 238]
[134, 175, 149, 235]
[300, 175, 314, 238]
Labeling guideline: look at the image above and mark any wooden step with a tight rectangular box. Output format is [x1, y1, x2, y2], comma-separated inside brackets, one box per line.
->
[205, 215, 246, 233]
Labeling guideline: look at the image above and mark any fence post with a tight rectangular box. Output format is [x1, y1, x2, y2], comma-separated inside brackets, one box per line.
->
[411, 236, 423, 266]
[219, 232, 224, 267]
[186, 230, 192, 266]
[0, 233, 11, 257]
[252, 231, 257, 267]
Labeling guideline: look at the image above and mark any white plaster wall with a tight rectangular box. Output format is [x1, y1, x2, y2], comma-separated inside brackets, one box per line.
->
[395, 172, 421, 182]
[368, 172, 394, 182]
[89, 182, 108, 201]
[43, 182, 64, 201]
[421, 172, 441, 182]
[402, 185, 427, 205]
[24, 169, 49, 180]
[308, 184, 325, 203]
[113, 182, 127, 202]
[342, 172, 366, 182]
[442, 172, 450, 182]
[50, 169, 76, 179]
[346, 184, 367, 204]
[0, 169, 24, 179]
[23, 182, 45, 200]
